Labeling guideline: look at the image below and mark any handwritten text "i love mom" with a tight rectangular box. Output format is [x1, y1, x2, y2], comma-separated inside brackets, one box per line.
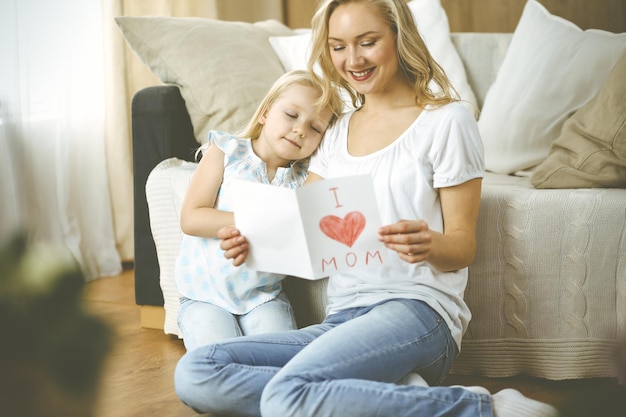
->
[318, 186, 384, 273]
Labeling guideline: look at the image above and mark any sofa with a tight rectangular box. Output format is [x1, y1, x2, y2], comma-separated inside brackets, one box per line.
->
[122, 0, 626, 381]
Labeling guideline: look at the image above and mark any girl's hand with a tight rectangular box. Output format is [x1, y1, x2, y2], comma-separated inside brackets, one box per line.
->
[217, 226, 249, 267]
[378, 219, 432, 263]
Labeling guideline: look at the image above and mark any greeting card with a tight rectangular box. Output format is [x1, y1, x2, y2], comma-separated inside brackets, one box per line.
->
[232, 175, 387, 279]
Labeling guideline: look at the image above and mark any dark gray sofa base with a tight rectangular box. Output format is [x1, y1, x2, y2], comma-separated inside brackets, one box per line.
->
[132, 85, 197, 306]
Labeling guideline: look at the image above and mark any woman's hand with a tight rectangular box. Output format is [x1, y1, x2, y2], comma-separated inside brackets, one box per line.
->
[217, 226, 249, 267]
[378, 219, 432, 264]
[379, 179, 482, 270]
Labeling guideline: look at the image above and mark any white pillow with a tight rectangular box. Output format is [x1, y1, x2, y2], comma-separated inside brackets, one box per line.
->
[269, 33, 311, 74]
[407, 0, 477, 116]
[269, 33, 356, 111]
[478, 0, 626, 174]
[269, 0, 478, 117]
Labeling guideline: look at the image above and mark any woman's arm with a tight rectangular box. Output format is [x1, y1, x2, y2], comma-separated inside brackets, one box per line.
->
[179, 144, 234, 238]
[378, 178, 482, 272]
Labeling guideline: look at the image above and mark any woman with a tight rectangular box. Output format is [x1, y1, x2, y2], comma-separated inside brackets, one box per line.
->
[174, 2, 559, 417]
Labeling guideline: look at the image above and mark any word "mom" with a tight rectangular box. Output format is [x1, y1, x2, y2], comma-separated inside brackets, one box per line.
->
[321, 250, 384, 273]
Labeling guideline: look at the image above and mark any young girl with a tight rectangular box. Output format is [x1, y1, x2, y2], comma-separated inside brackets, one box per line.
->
[174, 70, 344, 351]
[174, 2, 559, 417]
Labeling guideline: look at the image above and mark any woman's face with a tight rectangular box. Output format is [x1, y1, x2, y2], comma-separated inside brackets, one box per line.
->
[327, 2, 400, 97]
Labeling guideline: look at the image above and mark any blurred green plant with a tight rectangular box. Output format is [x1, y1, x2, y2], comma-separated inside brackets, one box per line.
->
[0, 233, 113, 417]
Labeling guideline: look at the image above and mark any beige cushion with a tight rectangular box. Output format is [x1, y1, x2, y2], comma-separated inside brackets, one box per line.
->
[115, 17, 293, 144]
[531, 52, 626, 188]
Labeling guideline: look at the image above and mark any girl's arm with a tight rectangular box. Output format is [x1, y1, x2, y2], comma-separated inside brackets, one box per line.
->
[180, 144, 233, 238]
[378, 178, 482, 272]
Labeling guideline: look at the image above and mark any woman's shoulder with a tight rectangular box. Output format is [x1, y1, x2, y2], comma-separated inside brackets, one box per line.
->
[424, 101, 475, 120]
[419, 102, 479, 134]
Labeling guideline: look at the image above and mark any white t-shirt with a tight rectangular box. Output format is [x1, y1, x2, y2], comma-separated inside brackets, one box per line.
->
[309, 102, 484, 348]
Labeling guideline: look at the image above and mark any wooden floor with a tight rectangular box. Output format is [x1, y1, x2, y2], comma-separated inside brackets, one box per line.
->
[84, 268, 620, 417]
[84, 269, 197, 417]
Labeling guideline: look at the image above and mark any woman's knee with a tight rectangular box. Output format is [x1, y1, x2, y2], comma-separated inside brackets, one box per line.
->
[174, 350, 206, 411]
[260, 373, 306, 417]
[174, 344, 232, 413]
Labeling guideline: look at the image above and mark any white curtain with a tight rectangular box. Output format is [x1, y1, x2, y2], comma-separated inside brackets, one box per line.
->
[103, 0, 284, 262]
[0, 0, 121, 279]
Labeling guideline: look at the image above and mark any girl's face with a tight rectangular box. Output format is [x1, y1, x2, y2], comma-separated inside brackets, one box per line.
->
[327, 2, 400, 97]
[256, 84, 332, 165]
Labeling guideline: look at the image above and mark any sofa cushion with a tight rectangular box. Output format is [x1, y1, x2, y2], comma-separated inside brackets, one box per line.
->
[478, 0, 626, 174]
[449, 33, 512, 110]
[115, 17, 292, 144]
[268, 0, 478, 117]
[145, 158, 197, 336]
[530, 52, 626, 188]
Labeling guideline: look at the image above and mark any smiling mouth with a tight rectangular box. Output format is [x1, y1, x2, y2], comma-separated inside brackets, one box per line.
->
[350, 68, 374, 80]
[284, 138, 301, 149]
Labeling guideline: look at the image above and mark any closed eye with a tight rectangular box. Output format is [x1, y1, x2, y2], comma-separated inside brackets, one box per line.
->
[329, 41, 345, 52]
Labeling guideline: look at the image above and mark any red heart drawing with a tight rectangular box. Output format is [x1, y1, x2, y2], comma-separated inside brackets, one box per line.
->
[319, 211, 366, 248]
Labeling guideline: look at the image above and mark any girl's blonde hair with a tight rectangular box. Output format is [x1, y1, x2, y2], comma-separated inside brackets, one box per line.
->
[238, 69, 344, 140]
[309, 0, 459, 109]
[196, 70, 343, 161]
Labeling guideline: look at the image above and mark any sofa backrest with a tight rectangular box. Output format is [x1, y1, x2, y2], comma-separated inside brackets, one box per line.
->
[450, 33, 513, 109]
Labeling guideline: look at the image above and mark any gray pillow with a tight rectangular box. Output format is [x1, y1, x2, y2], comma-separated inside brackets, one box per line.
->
[116, 17, 293, 144]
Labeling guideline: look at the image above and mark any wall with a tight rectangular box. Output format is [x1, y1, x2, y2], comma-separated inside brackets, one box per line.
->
[285, 0, 626, 32]
[285, 0, 318, 28]
[215, 0, 284, 22]
[441, 0, 625, 33]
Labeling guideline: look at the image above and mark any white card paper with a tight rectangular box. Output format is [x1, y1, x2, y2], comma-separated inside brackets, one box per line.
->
[232, 175, 387, 279]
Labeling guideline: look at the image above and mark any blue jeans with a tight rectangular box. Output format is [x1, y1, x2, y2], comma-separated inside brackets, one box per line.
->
[178, 292, 296, 351]
[175, 298, 492, 417]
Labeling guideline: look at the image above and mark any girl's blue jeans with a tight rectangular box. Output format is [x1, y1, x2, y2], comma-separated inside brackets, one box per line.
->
[178, 291, 297, 351]
[174, 298, 493, 417]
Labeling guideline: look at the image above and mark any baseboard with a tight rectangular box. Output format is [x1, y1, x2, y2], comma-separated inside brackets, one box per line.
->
[140, 305, 165, 330]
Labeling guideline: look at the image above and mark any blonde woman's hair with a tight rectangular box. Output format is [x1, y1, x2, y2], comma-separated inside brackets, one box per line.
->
[309, 0, 459, 109]
[238, 69, 344, 141]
